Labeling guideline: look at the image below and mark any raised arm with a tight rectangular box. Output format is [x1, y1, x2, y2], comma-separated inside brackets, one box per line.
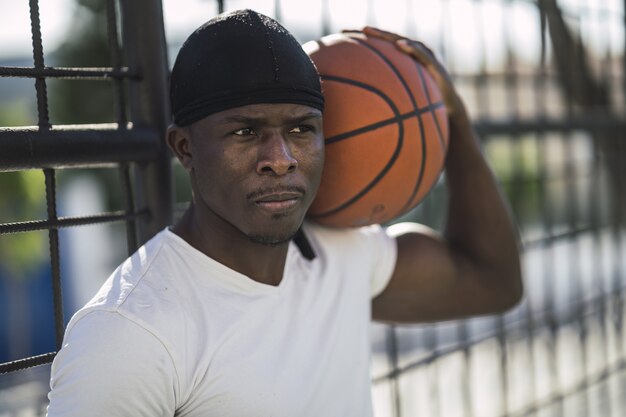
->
[364, 27, 524, 323]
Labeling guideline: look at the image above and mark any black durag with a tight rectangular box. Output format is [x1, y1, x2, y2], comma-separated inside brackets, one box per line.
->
[170, 9, 325, 126]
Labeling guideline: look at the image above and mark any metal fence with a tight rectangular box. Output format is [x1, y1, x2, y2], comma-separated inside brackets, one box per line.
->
[0, 0, 172, 374]
[0, 0, 625, 416]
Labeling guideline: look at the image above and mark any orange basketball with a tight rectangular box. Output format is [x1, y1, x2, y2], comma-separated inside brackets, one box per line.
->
[303, 32, 449, 227]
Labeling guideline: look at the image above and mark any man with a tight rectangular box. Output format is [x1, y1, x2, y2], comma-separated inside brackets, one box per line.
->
[47, 9, 522, 417]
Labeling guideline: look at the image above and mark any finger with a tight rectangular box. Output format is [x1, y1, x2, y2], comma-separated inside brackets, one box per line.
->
[396, 40, 429, 67]
[341, 29, 363, 34]
[396, 39, 447, 78]
[397, 39, 436, 62]
[362, 26, 406, 43]
[396, 40, 460, 113]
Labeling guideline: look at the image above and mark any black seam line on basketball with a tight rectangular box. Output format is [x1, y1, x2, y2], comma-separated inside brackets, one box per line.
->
[395, 64, 433, 215]
[324, 101, 444, 145]
[310, 75, 404, 219]
[349, 35, 420, 112]
[404, 64, 447, 213]
[415, 62, 446, 150]
[349, 35, 429, 220]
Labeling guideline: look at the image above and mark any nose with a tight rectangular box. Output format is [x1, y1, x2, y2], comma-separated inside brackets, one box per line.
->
[256, 133, 298, 176]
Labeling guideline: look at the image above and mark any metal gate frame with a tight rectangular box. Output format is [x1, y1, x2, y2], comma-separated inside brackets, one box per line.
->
[0, 0, 172, 374]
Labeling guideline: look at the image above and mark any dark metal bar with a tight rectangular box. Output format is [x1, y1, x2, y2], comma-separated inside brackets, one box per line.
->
[611, 105, 625, 410]
[0, 210, 149, 235]
[525, 33, 547, 411]
[585, 15, 616, 403]
[600, 0, 614, 131]
[0, 352, 57, 375]
[0, 125, 160, 172]
[520, 295, 538, 417]
[535, 117, 564, 416]
[425, 324, 441, 417]
[503, 0, 519, 122]
[105, 0, 139, 256]
[385, 325, 402, 417]
[119, 0, 173, 244]
[499, 134, 527, 417]
[29, 0, 50, 128]
[457, 320, 473, 417]
[622, 0, 626, 114]
[474, 5, 491, 122]
[106, 0, 128, 127]
[44, 168, 64, 350]
[521, 13, 548, 409]
[0, 66, 138, 79]
[524, 221, 618, 249]
[590, 112, 613, 417]
[120, 164, 139, 255]
[496, 315, 510, 416]
[563, 130, 591, 416]
[452, 71, 623, 83]
[474, 116, 626, 136]
[497, 3, 519, 412]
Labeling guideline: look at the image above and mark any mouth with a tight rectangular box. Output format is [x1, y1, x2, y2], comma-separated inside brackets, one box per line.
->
[250, 187, 305, 213]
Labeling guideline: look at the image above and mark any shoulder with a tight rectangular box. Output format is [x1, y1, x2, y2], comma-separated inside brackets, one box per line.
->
[79, 228, 171, 312]
[303, 221, 395, 253]
[301, 222, 397, 296]
[57, 309, 174, 365]
[64, 228, 191, 364]
[48, 309, 179, 416]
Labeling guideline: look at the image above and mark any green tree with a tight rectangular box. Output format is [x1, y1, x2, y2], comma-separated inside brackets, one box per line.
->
[0, 170, 47, 280]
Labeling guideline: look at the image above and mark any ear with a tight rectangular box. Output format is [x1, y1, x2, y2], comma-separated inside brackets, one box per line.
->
[166, 124, 193, 171]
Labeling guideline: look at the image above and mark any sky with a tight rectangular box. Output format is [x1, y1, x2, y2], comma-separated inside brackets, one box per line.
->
[0, 0, 623, 73]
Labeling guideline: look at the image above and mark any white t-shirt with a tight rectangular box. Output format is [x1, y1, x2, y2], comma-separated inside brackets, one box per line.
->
[47, 222, 397, 417]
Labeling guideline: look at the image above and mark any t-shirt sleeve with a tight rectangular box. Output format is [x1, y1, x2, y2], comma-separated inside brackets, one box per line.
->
[47, 310, 178, 417]
[362, 225, 397, 298]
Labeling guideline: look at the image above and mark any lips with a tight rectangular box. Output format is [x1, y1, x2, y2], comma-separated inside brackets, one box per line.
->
[250, 187, 305, 212]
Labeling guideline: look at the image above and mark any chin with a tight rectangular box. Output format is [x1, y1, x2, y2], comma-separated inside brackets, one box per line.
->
[247, 230, 298, 247]
[245, 218, 302, 247]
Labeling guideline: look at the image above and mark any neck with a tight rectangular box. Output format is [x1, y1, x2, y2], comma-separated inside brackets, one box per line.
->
[171, 203, 290, 286]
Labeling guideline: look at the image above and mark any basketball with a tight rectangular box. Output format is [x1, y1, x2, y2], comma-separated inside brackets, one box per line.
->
[303, 32, 449, 227]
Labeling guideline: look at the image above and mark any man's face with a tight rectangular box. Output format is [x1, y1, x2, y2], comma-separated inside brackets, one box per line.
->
[179, 103, 324, 245]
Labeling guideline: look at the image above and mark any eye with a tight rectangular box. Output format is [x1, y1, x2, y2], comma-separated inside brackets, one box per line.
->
[289, 125, 314, 134]
[233, 127, 256, 136]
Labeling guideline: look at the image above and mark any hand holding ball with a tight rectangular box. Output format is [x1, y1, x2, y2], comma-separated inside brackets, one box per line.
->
[304, 31, 449, 227]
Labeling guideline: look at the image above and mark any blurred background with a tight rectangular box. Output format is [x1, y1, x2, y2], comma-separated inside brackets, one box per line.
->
[0, 0, 625, 416]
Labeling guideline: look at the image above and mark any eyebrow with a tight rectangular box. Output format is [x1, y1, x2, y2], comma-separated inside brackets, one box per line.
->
[221, 112, 322, 125]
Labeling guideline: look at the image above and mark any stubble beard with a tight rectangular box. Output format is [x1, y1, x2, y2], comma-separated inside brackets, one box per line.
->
[246, 212, 302, 247]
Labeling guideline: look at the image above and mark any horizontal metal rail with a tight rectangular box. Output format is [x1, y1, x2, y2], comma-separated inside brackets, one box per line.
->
[0, 66, 140, 80]
[522, 222, 620, 249]
[0, 209, 150, 235]
[0, 352, 57, 375]
[453, 70, 624, 81]
[475, 116, 626, 136]
[0, 124, 161, 172]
